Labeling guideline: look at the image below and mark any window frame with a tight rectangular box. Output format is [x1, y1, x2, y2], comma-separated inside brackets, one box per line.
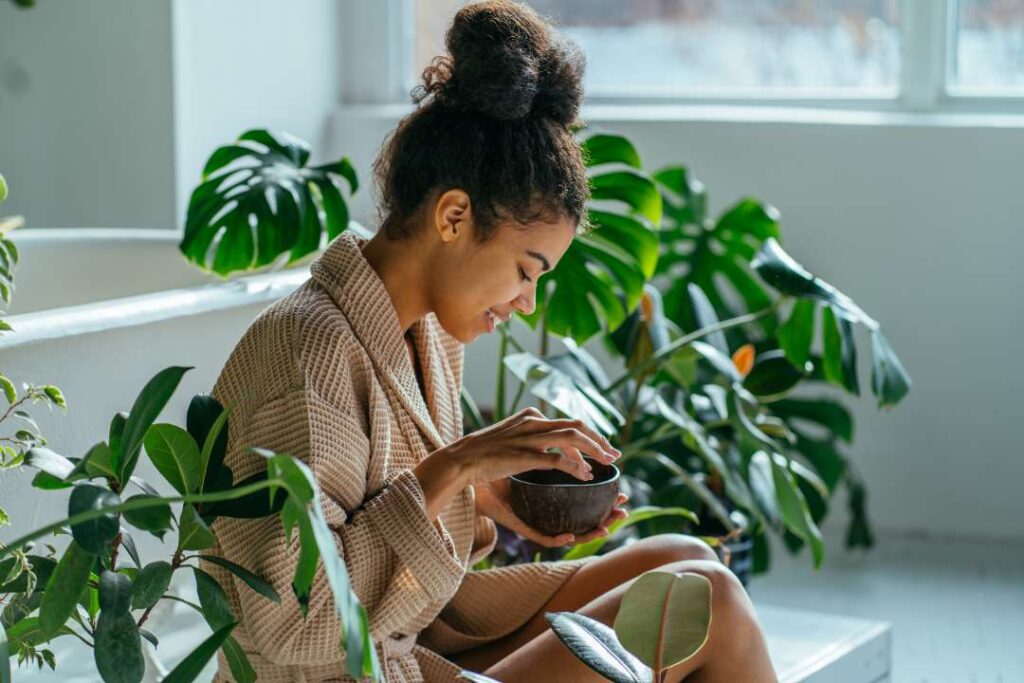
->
[346, 0, 1024, 115]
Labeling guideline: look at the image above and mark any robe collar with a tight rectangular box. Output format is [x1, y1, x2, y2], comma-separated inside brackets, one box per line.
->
[309, 232, 455, 452]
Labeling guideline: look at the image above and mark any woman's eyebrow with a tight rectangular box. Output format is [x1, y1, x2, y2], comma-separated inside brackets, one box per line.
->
[526, 250, 551, 272]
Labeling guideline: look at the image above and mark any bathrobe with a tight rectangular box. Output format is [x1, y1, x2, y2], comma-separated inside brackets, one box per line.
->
[202, 231, 588, 682]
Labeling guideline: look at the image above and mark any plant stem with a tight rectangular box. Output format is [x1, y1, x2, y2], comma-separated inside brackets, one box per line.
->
[0, 478, 284, 560]
[496, 326, 509, 420]
[539, 316, 550, 416]
[607, 301, 783, 393]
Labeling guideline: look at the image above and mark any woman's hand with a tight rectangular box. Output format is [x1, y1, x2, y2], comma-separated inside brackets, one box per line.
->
[476, 481, 629, 548]
[413, 407, 622, 522]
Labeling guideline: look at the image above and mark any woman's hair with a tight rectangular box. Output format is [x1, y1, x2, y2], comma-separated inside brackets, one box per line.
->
[372, 0, 591, 242]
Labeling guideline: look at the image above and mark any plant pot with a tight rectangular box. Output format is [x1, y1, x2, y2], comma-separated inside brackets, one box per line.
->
[509, 457, 620, 537]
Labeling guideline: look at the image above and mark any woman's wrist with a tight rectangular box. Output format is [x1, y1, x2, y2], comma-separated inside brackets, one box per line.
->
[413, 450, 468, 520]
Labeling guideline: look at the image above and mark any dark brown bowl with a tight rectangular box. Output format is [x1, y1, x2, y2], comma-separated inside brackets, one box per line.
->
[509, 457, 620, 537]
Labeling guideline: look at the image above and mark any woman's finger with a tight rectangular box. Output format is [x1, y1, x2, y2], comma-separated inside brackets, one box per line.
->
[514, 418, 620, 463]
[524, 428, 613, 468]
[501, 514, 575, 548]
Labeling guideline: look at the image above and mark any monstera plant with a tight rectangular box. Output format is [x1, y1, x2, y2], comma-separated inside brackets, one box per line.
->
[180, 129, 358, 277]
[0, 367, 380, 683]
[466, 130, 911, 576]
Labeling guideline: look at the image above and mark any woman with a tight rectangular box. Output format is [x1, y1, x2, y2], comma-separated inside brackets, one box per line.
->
[204, 2, 776, 681]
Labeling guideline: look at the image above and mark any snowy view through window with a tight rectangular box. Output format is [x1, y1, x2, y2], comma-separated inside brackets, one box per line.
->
[415, 0, 1024, 96]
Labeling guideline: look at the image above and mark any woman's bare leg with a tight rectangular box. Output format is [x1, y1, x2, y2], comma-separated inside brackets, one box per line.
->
[487, 558, 774, 682]
[452, 536, 770, 679]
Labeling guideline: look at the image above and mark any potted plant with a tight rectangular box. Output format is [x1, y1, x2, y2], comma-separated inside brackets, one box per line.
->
[1, 366, 380, 683]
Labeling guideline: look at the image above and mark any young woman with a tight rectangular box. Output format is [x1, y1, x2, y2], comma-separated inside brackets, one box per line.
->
[204, 2, 776, 681]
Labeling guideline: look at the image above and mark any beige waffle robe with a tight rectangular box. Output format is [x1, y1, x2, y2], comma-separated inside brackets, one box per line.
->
[203, 231, 588, 682]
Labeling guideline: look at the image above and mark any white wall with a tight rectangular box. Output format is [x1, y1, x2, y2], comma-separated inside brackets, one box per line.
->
[170, 0, 344, 228]
[0, 0, 176, 229]
[328, 106, 1024, 542]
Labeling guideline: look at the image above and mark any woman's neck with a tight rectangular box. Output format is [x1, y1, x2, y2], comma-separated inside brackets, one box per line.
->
[360, 230, 432, 334]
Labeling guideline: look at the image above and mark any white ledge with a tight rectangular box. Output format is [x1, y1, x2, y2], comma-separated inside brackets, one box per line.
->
[0, 268, 309, 350]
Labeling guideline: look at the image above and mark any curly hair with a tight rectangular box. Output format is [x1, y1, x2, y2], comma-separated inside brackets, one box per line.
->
[372, 0, 591, 242]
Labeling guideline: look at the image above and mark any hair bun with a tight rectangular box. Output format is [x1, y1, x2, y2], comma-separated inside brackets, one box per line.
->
[415, 0, 584, 126]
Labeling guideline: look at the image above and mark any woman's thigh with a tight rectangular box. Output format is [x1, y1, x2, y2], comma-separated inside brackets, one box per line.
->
[451, 534, 719, 673]
[483, 557, 752, 683]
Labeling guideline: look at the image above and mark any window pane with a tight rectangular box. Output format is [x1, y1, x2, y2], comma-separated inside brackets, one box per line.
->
[952, 0, 1024, 91]
[414, 1, 902, 96]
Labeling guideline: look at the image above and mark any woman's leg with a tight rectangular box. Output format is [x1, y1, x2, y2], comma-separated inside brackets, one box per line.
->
[456, 536, 774, 679]
[485, 557, 775, 683]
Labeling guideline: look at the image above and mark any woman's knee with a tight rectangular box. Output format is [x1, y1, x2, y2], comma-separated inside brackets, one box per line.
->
[659, 559, 759, 631]
[620, 534, 720, 574]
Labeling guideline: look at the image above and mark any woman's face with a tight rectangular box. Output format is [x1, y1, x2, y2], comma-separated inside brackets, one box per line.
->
[427, 190, 576, 343]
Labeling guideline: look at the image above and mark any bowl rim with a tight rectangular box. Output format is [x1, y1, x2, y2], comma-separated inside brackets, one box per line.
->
[509, 461, 620, 488]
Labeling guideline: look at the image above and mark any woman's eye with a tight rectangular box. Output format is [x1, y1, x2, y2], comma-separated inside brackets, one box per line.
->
[518, 266, 532, 283]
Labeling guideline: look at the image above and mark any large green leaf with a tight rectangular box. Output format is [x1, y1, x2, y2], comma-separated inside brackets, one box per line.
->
[743, 349, 809, 400]
[122, 495, 173, 540]
[180, 129, 358, 277]
[503, 352, 623, 436]
[39, 541, 93, 638]
[522, 130, 660, 344]
[68, 483, 120, 555]
[98, 570, 133, 615]
[778, 299, 817, 367]
[613, 571, 712, 670]
[144, 424, 200, 495]
[177, 504, 215, 552]
[116, 366, 192, 483]
[221, 634, 256, 683]
[770, 453, 825, 568]
[656, 166, 779, 336]
[193, 567, 234, 631]
[546, 612, 651, 683]
[822, 306, 859, 395]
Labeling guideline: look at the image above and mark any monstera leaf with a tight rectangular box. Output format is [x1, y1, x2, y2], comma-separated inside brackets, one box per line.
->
[654, 166, 780, 339]
[751, 238, 911, 408]
[524, 132, 662, 343]
[180, 129, 358, 277]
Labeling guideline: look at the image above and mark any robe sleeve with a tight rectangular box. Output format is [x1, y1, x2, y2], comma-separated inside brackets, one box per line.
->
[210, 387, 465, 667]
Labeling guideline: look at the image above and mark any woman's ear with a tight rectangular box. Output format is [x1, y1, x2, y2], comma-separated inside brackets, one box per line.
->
[433, 188, 472, 243]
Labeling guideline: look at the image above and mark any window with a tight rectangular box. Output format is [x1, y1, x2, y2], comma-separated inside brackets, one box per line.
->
[406, 0, 1024, 111]
[950, 0, 1024, 92]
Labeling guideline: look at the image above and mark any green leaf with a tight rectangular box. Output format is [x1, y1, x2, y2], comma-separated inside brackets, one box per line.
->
[221, 634, 256, 683]
[140, 629, 159, 648]
[545, 612, 651, 683]
[122, 495, 173, 540]
[186, 395, 230, 488]
[131, 561, 172, 611]
[41, 385, 66, 409]
[686, 283, 728, 355]
[743, 349, 809, 399]
[177, 504, 215, 551]
[198, 555, 280, 604]
[564, 506, 698, 560]
[193, 567, 234, 631]
[94, 610, 145, 683]
[116, 366, 192, 483]
[0, 173, 7, 204]
[39, 541, 93, 638]
[98, 570, 133, 615]
[778, 299, 817, 367]
[144, 424, 200, 495]
[68, 483, 121, 555]
[613, 571, 712, 670]
[459, 672, 503, 683]
[181, 129, 358, 276]
[0, 377, 15, 405]
[770, 453, 824, 568]
[161, 622, 236, 683]
[0, 556, 56, 594]
[822, 306, 859, 395]
[771, 398, 854, 443]
[198, 403, 232, 494]
[25, 448, 75, 481]
[582, 132, 643, 169]
[870, 329, 911, 408]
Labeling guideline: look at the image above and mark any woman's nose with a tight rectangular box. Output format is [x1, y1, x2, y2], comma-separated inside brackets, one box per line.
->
[513, 290, 536, 316]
